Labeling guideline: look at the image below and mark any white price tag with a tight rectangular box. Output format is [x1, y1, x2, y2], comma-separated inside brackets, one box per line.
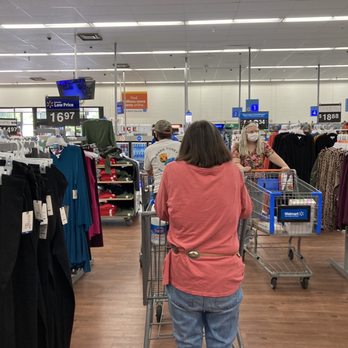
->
[40, 203, 48, 225]
[39, 225, 48, 240]
[22, 211, 33, 234]
[33, 200, 42, 220]
[46, 195, 54, 216]
[60, 207, 68, 225]
[72, 190, 78, 200]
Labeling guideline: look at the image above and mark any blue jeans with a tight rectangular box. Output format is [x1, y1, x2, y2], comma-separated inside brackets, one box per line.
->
[166, 285, 243, 348]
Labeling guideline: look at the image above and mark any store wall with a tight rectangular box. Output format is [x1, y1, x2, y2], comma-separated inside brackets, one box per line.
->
[0, 82, 347, 125]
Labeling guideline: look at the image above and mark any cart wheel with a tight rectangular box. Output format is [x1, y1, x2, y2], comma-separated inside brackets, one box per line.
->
[288, 249, 294, 261]
[300, 277, 309, 289]
[270, 277, 277, 290]
[156, 304, 162, 323]
[125, 219, 133, 226]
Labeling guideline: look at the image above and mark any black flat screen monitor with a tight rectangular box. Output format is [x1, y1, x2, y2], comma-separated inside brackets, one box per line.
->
[56, 78, 95, 100]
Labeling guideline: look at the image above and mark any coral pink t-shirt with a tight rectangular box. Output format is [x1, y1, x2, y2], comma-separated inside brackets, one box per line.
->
[155, 160, 252, 297]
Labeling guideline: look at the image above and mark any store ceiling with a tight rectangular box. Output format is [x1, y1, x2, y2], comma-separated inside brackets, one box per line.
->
[1, 0, 348, 84]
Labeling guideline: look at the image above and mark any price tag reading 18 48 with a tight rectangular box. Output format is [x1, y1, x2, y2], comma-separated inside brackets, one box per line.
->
[45, 96, 80, 126]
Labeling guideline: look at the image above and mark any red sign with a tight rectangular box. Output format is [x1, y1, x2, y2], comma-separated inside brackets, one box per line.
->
[122, 91, 148, 110]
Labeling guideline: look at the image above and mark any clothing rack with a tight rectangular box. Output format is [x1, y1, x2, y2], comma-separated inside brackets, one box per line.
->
[330, 227, 348, 279]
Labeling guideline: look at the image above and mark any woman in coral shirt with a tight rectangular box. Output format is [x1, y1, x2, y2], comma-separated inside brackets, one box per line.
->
[155, 120, 252, 348]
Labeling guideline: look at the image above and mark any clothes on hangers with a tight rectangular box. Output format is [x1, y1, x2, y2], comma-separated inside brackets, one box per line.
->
[51, 145, 92, 272]
[82, 119, 116, 150]
[314, 133, 338, 157]
[0, 159, 75, 348]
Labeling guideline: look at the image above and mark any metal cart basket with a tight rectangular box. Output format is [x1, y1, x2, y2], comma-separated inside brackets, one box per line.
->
[141, 211, 245, 348]
[243, 169, 323, 289]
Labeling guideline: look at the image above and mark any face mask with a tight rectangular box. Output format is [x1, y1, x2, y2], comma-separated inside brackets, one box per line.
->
[247, 133, 259, 142]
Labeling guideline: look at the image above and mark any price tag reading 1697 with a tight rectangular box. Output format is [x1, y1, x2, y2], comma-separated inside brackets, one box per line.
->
[47, 110, 79, 126]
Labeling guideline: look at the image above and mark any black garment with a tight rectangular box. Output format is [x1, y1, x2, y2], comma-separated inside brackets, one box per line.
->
[0, 175, 26, 348]
[270, 133, 315, 183]
[315, 133, 337, 157]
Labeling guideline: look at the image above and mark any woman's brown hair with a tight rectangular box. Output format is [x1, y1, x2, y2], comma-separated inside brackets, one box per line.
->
[177, 120, 231, 168]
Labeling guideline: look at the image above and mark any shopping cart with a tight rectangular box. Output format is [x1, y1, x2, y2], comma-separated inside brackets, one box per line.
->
[141, 210, 245, 348]
[243, 169, 323, 289]
[140, 171, 154, 211]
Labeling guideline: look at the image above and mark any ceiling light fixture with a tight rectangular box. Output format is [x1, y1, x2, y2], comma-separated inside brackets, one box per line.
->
[138, 21, 184, 26]
[93, 22, 138, 27]
[186, 19, 233, 25]
[233, 18, 281, 24]
[283, 16, 333, 22]
[45, 23, 90, 28]
[2, 24, 45, 29]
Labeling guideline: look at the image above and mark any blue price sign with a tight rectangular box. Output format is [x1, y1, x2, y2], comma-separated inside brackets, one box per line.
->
[278, 206, 311, 222]
[345, 99, 348, 112]
[45, 96, 80, 126]
[310, 106, 318, 117]
[239, 111, 269, 130]
[246, 99, 259, 112]
[232, 107, 242, 118]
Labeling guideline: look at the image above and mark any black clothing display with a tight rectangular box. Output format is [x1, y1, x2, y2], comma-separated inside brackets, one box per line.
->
[315, 133, 337, 157]
[0, 161, 75, 348]
[270, 132, 315, 183]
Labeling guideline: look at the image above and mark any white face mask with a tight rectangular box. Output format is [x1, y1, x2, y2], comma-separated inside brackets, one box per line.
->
[247, 132, 259, 142]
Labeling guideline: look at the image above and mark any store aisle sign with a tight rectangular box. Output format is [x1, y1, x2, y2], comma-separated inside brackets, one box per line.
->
[117, 101, 124, 115]
[239, 112, 269, 130]
[0, 118, 18, 135]
[246, 99, 259, 112]
[122, 91, 148, 111]
[45, 96, 80, 126]
[310, 106, 318, 117]
[318, 103, 341, 123]
[232, 107, 242, 118]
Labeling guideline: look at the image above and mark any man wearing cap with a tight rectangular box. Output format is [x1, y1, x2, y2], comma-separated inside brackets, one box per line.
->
[144, 120, 181, 195]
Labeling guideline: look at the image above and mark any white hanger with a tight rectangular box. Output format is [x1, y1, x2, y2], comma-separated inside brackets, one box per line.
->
[46, 135, 67, 147]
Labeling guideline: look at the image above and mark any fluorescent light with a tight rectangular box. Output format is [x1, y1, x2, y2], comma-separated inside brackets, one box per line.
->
[333, 16, 348, 21]
[223, 48, 258, 53]
[138, 21, 184, 26]
[93, 22, 138, 27]
[233, 18, 281, 24]
[189, 50, 224, 53]
[0, 53, 48, 57]
[2, 24, 45, 29]
[283, 16, 333, 23]
[78, 52, 114, 56]
[186, 19, 233, 25]
[261, 47, 332, 52]
[0, 70, 23, 72]
[49, 53, 74, 56]
[118, 51, 153, 55]
[45, 23, 90, 28]
[152, 50, 186, 54]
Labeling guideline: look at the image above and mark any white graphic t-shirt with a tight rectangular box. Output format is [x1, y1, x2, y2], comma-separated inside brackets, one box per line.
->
[144, 138, 181, 193]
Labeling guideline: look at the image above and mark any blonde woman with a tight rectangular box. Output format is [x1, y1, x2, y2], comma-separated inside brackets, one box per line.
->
[232, 123, 289, 172]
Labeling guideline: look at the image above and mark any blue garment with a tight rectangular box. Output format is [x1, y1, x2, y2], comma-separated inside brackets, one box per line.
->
[51, 145, 92, 272]
[166, 285, 242, 348]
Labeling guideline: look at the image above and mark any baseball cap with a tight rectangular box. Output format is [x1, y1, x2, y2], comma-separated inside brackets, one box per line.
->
[154, 120, 172, 134]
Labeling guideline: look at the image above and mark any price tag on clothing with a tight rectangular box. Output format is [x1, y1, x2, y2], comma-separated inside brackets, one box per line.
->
[39, 226, 48, 240]
[46, 195, 54, 216]
[33, 200, 42, 220]
[60, 207, 68, 225]
[40, 203, 48, 225]
[22, 211, 33, 234]
[72, 190, 78, 200]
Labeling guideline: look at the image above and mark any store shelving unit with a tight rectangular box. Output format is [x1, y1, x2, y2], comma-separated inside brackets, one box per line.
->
[96, 160, 138, 224]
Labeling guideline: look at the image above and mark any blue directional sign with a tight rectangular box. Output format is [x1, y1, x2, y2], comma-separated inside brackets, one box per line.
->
[311, 106, 318, 117]
[117, 101, 124, 114]
[232, 107, 242, 118]
[345, 99, 348, 112]
[239, 111, 269, 130]
[246, 99, 259, 112]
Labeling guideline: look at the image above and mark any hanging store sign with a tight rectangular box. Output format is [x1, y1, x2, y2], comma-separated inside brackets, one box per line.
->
[239, 112, 269, 130]
[246, 99, 259, 112]
[310, 106, 318, 117]
[318, 103, 341, 123]
[232, 107, 242, 118]
[0, 118, 18, 136]
[122, 91, 148, 111]
[45, 96, 80, 126]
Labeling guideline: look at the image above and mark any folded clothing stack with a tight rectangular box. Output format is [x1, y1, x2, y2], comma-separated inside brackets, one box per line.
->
[98, 157, 117, 166]
[99, 191, 117, 199]
[99, 169, 118, 182]
[100, 203, 117, 216]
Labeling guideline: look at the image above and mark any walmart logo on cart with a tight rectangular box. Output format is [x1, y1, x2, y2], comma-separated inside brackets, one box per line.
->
[278, 206, 310, 222]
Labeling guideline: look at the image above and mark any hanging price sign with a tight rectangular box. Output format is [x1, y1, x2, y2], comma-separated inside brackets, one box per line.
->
[0, 119, 18, 135]
[318, 104, 341, 123]
[45, 96, 80, 126]
[239, 112, 269, 130]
